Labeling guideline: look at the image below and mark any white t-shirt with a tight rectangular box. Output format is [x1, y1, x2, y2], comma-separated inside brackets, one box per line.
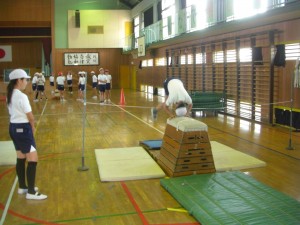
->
[56, 76, 65, 85]
[165, 79, 192, 107]
[92, 75, 97, 83]
[49, 76, 54, 82]
[8, 89, 32, 123]
[106, 74, 112, 83]
[37, 76, 45, 86]
[32, 76, 37, 84]
[98, 74, 107, 84]
[67, 74, 72, 80]
[79, 76, 86, 85]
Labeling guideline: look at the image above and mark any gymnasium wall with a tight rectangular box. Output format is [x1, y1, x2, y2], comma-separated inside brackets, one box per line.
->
[0, 0, 51, 79]
[133, 17, 300, 112]
[54, 0, 129, 49]
[53, 48, 130, 89]
[67, 10, 131, 48]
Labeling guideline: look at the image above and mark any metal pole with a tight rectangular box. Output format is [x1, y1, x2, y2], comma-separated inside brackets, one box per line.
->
[286, 69, 294, 150]
[78, 71, 89, 171]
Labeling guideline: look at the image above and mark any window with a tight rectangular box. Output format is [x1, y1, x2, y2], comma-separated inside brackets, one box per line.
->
[144, 7, 153, 28]
[180, 55, 186, 65]
[147, 59, 153, 66]
[185, 0, 208, 31]
[162, 0, 175, 39]
[195, 53, 206, 64]
[141, 59, 153, 67]
[134, 16, 140, 48]
[239, 48, 252, 62]
[213, 51, 224, 63]
[233, 0, 268, 20]
[285, 43, 300, 60]
[141, 60, 147, 67]
[226, 50, 237, 63]
[155, 57, 166, 66]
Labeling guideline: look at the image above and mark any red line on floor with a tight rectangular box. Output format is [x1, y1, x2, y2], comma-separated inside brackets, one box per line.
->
[121, 181, 149, 225]
[0, 167, 15, 179]
[0, 167, 61, 225]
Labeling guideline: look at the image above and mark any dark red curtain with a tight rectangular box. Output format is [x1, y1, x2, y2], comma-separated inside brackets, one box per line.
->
[41, 38, 51, 65]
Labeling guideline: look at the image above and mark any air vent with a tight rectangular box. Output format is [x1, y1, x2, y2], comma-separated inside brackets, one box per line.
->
[88, 26, 104, 34]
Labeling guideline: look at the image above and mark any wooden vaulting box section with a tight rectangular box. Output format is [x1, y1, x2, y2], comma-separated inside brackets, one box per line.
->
[158, 117, 216, 177]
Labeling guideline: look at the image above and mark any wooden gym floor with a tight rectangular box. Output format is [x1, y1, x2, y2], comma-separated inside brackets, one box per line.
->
[0, 85, 299, 225]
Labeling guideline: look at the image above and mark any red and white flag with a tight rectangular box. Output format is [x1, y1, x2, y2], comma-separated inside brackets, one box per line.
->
[0, 45, 12, 62]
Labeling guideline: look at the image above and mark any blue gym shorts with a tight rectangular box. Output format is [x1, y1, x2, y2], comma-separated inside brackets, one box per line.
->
[98, 84, 106, 93]
[106, 83, 111, 90]
[9, 123, 36, 154]
[57, 85, 64, 91]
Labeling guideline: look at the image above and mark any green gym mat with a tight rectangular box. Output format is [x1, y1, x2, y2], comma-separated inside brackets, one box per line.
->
[161, 171, 300, 225]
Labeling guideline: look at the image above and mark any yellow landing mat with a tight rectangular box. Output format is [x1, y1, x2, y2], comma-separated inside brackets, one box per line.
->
[95, 147, 166, 182]
[211, 141, 266, 171]
[0, 141, 16, 166]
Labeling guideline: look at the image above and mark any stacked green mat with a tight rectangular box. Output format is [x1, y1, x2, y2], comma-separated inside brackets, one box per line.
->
[161, 171, 300, 225]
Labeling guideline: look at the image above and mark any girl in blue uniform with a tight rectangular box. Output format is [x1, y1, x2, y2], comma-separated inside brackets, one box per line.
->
[7, 69, 47, 200]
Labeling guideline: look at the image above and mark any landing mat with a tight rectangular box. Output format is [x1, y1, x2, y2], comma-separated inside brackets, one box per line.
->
[95, 147, 165, 181]
[0, 141, 16, 165]
[161, 171, 300, 225]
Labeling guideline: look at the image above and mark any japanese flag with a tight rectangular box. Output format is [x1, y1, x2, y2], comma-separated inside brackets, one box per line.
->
[0, 45, 12, 62]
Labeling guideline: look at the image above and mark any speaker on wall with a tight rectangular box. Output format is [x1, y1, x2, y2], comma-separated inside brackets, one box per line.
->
[75, 10, 80, 28]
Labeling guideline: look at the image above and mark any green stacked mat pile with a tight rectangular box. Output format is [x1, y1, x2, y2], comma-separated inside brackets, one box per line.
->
[161, 171, 300, 225]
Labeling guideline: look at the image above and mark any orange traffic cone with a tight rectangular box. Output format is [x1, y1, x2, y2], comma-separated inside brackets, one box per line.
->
[119, 88, 125, 105]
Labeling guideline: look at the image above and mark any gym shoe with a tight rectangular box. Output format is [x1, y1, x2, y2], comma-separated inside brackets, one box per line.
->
[151, 107, 158, 120]
[18, 187, 38, 195]
[33, 99, 39, 102]
[26, 192, 47, 200]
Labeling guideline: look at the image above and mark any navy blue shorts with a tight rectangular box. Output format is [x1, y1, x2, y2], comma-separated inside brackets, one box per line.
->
[67, 80, 72, 85]
[92, 82, 97, 88]
[98, 84, 106, 93]
[79, 84, 85, 91]
[9, 123, 36, 154]
[106, 83, 111, 90]
[37, 85, 45, 91]
[50, 82, 54, 86]
[57, 85, 64, 91]
[32, 84, 37, 91]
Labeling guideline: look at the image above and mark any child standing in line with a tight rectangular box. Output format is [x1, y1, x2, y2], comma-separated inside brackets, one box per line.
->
[91, 71, 98, 99]
[97, 68, 107, 104]
[56, 72, 66, 102]
[49, 73, 55, 95]
[77, 71, 86, 102]
[66, 71, 73, 94]
[36, 73, 47, 101]
[105, 69, 112, 103]
[32, 73, 38, 102]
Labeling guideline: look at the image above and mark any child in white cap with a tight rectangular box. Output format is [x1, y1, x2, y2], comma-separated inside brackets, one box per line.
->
[6, 69, 47, 200]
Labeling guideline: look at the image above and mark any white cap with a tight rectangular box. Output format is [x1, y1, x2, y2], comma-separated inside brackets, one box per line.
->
[175, 107, 187, 117]
[9, 69, 31, 80]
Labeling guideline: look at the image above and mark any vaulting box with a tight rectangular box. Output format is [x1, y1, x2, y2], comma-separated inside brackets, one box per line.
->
[158, 117, 216, 177]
